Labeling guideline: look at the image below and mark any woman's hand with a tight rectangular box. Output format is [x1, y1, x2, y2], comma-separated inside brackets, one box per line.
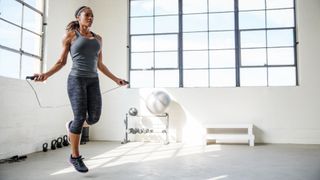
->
[34, 73, 49, 82]
[115, 78, 129, 86]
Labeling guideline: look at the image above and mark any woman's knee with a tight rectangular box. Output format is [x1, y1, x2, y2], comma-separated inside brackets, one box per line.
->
[86, 115, 100, 125]
[69, 120, 85, 134]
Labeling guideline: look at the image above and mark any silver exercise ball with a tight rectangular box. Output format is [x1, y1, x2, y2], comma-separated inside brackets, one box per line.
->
[128, 107, 138, 116]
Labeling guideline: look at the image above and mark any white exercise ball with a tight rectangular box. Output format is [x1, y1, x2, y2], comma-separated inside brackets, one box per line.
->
[145, 91, 171, 114]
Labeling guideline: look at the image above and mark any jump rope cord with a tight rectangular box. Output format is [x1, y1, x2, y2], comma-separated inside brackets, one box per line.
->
[26, 79, 122, 109]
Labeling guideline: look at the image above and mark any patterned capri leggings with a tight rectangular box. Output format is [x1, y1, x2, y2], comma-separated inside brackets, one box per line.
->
[67, 75, 102, 134]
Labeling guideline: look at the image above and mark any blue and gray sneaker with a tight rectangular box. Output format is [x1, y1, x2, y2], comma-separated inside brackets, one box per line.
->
[69, 155, 89, 173]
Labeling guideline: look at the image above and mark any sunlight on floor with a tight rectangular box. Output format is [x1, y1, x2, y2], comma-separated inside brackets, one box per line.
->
[206, 175, 229, 180]
[50, 142, 221, 175]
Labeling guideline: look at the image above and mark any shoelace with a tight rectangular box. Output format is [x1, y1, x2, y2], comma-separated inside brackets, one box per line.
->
[75, 157, 86, 167]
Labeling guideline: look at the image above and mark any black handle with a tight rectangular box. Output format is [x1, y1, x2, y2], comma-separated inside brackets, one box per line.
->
[26, 76, 36, 80]
[42, 143, 48, 152]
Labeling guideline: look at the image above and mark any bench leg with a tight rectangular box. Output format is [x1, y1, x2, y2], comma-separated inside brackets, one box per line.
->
[249, 139, 254, 146]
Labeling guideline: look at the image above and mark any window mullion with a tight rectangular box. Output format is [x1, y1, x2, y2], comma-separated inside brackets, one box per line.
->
[178, 0, 184, 87]
[234, 0, 240, 87]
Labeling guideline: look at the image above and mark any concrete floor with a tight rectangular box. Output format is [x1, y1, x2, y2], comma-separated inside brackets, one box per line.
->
[0, 141, 320, 180]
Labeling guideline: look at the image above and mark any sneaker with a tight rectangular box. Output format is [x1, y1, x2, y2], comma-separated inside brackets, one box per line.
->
[69, 155, 89, 173]
[65, 121, 72, 144]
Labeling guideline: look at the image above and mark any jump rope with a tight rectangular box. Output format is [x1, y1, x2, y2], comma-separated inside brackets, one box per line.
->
[25, 76, 129, 109]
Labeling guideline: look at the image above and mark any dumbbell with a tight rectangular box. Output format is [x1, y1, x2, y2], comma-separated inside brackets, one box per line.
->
[127, 128, 135, 134]
[162, 130, 167, 134]
[134, 128, 140, 134]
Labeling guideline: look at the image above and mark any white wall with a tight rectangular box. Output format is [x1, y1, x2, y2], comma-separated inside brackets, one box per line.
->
[0, 0, 319, 159]
[0, 0, 89, 159]
[89, 0, 320, 144]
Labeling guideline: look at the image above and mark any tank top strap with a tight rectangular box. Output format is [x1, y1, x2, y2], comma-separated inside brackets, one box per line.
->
[90, 31, 96, 38]
[74, 30, 81, 37]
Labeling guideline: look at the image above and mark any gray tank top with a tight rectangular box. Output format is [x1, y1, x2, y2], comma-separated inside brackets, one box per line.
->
[69, 30, 101, 77]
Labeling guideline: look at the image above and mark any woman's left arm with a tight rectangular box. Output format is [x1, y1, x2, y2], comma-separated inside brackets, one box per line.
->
[96, 35, 127, 86]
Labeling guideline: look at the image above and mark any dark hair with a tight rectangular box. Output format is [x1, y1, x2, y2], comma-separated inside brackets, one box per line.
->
[66, 6, 89, 32]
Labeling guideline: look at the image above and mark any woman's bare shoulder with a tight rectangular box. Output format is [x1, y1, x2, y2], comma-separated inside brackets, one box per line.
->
[63, 31, 77, 45]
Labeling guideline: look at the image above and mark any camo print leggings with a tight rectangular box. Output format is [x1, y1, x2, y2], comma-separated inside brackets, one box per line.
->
[67, 75, 102, 134]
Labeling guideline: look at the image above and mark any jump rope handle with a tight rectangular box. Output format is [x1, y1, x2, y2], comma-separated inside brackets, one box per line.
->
[26, 76, 37, 80]
[123, 80, 129, 85]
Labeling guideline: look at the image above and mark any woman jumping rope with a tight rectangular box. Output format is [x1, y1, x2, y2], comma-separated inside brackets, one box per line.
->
[34, 6, 127, 173]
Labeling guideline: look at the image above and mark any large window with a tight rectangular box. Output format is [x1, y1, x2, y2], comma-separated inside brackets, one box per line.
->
[129, 0, 297, 88]
[0, 0, 45, 79]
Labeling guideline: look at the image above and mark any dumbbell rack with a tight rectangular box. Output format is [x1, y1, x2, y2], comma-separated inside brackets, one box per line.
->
[121, 113, 169, 145]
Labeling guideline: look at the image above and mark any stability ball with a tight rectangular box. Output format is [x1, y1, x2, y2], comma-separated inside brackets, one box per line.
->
[145, 91, 171, 114]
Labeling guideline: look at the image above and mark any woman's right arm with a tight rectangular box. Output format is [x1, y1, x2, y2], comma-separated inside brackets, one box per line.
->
[34, 32, 74, 82]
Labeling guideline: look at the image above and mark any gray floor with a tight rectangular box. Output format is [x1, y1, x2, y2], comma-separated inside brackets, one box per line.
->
[0, 141, 320, 180]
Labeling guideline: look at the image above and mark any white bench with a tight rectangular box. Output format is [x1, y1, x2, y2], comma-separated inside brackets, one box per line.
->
[204, 124, 255, 146]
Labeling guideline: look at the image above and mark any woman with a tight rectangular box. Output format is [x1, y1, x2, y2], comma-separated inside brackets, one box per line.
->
[34, 6, 127, 173]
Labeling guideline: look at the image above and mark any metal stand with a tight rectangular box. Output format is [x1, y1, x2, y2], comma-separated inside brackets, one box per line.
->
[121, 113, 169, 145]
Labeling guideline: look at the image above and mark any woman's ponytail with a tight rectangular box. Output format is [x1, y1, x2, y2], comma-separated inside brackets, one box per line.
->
[66, 20, 79, 32]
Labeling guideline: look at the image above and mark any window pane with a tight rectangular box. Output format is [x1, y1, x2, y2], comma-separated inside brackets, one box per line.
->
[0, 21, 21, 50]
[131, 35, 153, 52]
[267, 29, 294, 47]
[23, 6, 42, 34]
[155, 70, 179, 87]
[209, 12, 234, 31]
[155, 52, 178, 68]
[0, 50, 20, 79]
[21, 55, 40, 78]
[209, 0, 234, 12]
[183, 51, 208, 68]
[241, 48, 266, 66]
[210, 69, 236, 87]
[240, 68, 267, 86]
[267, 9, 294, 28]
[241, 30, 266, 48]
[131, 52, 153, 69]
[210, 50, 235, 68]
[130, 0, 153, 16]
[184, 32, 208, 50]
[155, 0, 178, 15]
[22, 30, 41, 56]
[183, 0, 207, 13]
[209, 31, 235, 49]
[184, 70, 208, 87]
[130, 70, 154, 88]
[0, 0, 22, 25]
[155, 15, 178, 33]
[239, 11, 265, 29]
[268, 67, 296, 86]
[183, 14, 208, 32]
[155, 34, 177, 51]
[268, 48, 294, 65]
[266, 0, 294, 9]
[130, 17, 153, 34]
[239, 0, 265, 11]
[23, 0, 44, 12]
